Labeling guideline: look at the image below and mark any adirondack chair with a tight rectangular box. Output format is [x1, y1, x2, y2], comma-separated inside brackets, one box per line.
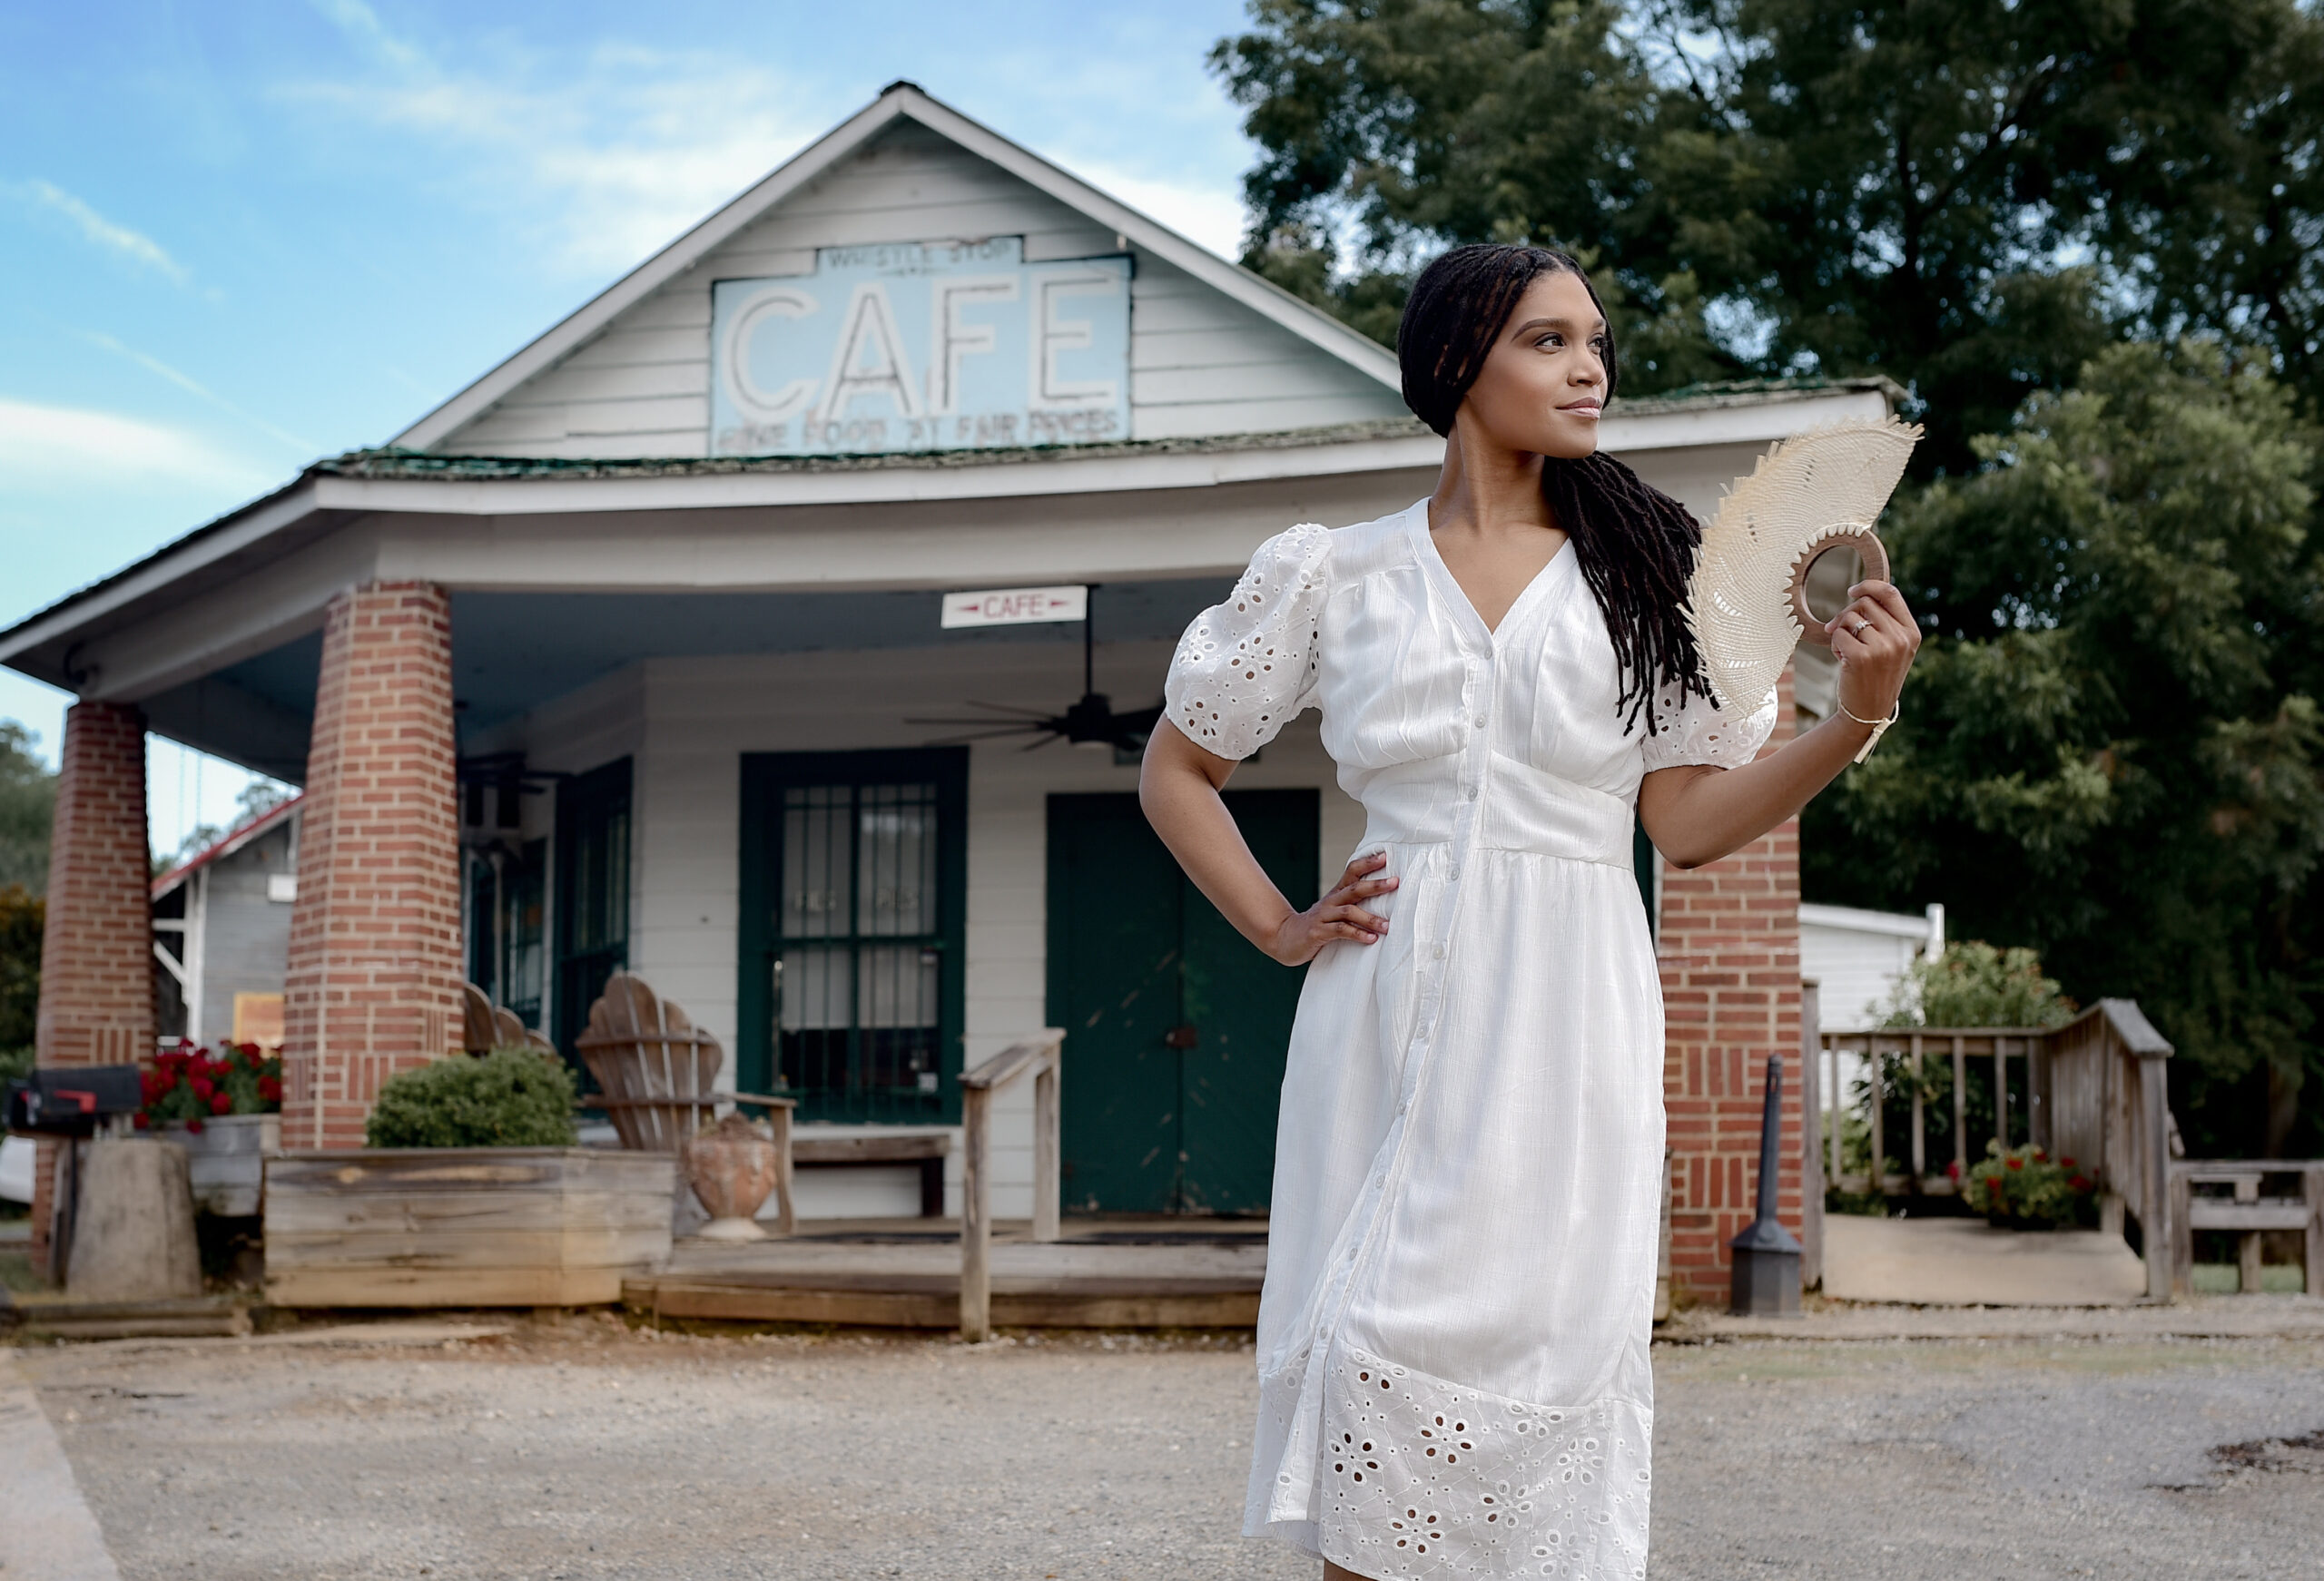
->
[576, 972, 796, 1232]
[458, 981, 556, 1056]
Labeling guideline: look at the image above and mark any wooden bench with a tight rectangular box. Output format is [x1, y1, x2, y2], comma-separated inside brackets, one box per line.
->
[2170, 1161, 2324, 1296]
[790, 1133, 950, 1218]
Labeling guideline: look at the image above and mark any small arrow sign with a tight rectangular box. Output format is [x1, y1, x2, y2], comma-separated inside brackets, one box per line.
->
[939, 584, 1089, 628]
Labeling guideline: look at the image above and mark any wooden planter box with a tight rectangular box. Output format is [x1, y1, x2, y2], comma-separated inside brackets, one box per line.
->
[264, 1148, 675, 1308]
[158, 1115, 281, 1216]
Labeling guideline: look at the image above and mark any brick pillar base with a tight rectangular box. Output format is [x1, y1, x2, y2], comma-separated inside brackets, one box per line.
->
[281, 582, 463, 1149]
[29, 701, 154, 1275]
[1659, 670, 1806, 1305]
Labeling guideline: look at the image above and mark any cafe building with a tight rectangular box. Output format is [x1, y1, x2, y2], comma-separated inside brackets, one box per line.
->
[5, 83, 1885, 1290]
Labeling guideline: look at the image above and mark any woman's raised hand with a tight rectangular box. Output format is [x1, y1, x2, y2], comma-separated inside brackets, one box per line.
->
[1827, 578, 1920, 722]
[1266, 850, 1397, 966]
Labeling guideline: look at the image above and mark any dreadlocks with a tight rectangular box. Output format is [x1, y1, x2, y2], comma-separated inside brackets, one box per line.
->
[1398, 243, 1711, 734]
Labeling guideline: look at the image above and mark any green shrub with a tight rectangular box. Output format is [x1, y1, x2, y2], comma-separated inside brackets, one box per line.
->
[1958, 1141, 2097, 1230]
[365, 1048, 578, 1148]
[1876, 940, 2076, 1029]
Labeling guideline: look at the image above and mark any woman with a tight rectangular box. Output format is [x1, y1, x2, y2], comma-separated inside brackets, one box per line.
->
[1140, 244, 1917, 1580]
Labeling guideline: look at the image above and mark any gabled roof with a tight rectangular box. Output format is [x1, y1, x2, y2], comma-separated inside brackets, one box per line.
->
[151, 792, 303, 901]
[389, 81, 1401, 452]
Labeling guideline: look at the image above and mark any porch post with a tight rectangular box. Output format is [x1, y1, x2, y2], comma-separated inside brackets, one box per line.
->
[1658, 665, 1807, 1306]
[280, 582, 464, 1150]
[28, 702, 154, 1279]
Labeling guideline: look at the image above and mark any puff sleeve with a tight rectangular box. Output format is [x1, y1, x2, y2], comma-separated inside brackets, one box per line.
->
[1163, 523, 1333, 761]
[1640, 680, 1781, 773]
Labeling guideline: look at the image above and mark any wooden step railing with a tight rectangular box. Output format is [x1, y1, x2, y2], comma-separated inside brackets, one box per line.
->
[1818, 999, 2175, 1301]
[956, 1029, 1062, 1341]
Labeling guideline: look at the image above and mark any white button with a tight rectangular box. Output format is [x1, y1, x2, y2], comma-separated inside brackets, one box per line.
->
[1433, 943, 1446, 960]
[1447, 868, 1460, 882]
[1473, 716, 1487, 729]
[1465, 786, 1479, 800]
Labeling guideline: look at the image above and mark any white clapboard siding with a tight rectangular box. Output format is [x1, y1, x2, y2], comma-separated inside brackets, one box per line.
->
[438, 119, 1402, 457]
[498, 636, 1360, 1220]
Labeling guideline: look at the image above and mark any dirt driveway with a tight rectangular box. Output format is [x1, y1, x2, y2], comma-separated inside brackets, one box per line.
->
[12, 1316, 2323, 1580]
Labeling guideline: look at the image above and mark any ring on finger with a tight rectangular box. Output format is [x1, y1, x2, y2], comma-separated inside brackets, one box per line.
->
[1849, 618, 1870, 635]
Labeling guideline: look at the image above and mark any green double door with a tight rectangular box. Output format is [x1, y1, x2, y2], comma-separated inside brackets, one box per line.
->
[1048, 790, 1317, 1214]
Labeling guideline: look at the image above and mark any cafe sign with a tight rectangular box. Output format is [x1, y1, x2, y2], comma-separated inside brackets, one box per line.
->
[711, 237, 1132, 457]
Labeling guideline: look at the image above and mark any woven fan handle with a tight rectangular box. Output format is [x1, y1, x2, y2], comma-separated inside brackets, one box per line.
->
[1789, 528, 1890, 648]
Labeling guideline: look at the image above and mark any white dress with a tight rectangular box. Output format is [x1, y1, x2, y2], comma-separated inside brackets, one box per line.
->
[1163, 501, 1776, 1580]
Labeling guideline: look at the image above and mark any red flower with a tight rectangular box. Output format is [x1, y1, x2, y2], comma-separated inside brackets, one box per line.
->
[1987, 1178, 2004, 1195]
[132, 1112, 149, 1130]
[1945, 1160, 1961, 1180]
[140, 1070, 166, 1102]
[2068, 1175, 2091, 1192]
[2004, 1157, 2024, 1171]
[2031, 1147, 2046, 1162]
[186, 1116, 204, 1134]
[2059, 1156, 2077, 1169]
[190, 1075, 214, 1101]
[257, 1075, 282, 1103]
[209, 1090, 234, 1115]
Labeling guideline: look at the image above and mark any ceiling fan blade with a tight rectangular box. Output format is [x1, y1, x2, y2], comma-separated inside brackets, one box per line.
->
[918, 727, 1058, 746]
[903, 716, 1057, 729]
[939, 700, 1061, 720]
[1018, 732, 1063, 752]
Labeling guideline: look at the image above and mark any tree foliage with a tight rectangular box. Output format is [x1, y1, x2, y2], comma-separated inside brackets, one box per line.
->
[1808, 343, 2324, 1154]
[0, 885, 40, 1057]
[1211, 0, 2324, 470]
[0, 722, 54, 896]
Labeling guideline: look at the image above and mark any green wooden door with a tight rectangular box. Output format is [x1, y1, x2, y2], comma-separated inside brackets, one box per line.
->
[1049, 790, 1318, 1214]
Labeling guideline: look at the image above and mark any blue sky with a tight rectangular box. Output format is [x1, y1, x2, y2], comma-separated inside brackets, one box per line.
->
[0, 0, 1259, 856]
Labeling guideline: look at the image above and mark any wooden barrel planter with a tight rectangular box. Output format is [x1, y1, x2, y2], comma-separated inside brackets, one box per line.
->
[263, 1148, 675, 1308]
[157, 1115, 281, 1217]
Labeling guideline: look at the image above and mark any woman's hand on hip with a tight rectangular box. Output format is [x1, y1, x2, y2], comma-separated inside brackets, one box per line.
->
[1267, 850, 1396, 966]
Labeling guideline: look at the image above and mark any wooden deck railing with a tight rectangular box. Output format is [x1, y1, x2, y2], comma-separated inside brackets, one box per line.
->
[956, 1029, 1063, 1341]
[1819, 999, 2175, 1301]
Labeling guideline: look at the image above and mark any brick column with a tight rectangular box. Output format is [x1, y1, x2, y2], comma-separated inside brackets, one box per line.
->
[281, 582, 464, 1149]
[29, 701, 155, 1274]
[1659, 668, 1806, 1304]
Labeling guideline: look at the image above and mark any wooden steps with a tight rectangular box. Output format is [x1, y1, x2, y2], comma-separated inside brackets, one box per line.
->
[1, 1294, 252, 1340]
[625, 1223, 1267, 1329]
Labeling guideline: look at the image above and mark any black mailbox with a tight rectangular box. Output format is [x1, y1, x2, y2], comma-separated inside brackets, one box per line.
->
[5, 1065, 144, 1137]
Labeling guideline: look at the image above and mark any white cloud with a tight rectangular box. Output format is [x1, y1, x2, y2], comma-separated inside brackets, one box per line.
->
[10, 181, 188, 282]
[1070, 164, 1248, 261]
[278, 17, 828, 278]
[0, 398, 272, 494]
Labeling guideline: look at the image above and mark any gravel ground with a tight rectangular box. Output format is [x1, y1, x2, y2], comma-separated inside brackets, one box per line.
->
[15, 1317, 2323, 1581]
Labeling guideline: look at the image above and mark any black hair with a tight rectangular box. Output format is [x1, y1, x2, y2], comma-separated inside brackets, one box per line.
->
[1399, 243, 1710, 732]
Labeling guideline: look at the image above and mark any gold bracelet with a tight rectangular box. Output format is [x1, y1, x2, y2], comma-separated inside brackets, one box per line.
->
[1837, 697, 1900, 764]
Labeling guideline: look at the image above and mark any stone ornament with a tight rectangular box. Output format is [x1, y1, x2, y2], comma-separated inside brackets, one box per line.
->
[683, 1115, 782, 1242]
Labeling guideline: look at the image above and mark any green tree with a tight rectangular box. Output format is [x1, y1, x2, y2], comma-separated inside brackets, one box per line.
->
[1211, 1, 2324, 467]
[0, 885, 41, 1057]
[0, 722, 55, 894]
[1807, 342, 2324, 1155]
[1211, 0, 1743, 391]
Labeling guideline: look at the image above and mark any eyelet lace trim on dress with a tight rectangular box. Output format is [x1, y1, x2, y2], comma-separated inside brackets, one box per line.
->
[1640, 677, 1780, 774]
[1317, 1346, 1649, 1580]
[1164, 523, 1332, 761]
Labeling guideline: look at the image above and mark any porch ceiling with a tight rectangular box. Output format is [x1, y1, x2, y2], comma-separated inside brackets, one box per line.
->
[137, 577, 1236, 783]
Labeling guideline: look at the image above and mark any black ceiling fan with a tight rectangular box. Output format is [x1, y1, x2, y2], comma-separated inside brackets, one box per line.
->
[911, 586, 1164, 753]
